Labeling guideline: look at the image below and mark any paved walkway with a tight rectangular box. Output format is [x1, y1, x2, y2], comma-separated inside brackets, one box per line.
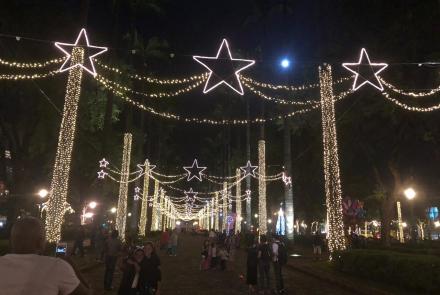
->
[82, 233, 354, 295]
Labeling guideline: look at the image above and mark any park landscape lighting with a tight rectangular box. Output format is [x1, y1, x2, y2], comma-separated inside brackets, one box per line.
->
[404, 188, 416, 200]
[84, 212, 94, 219]
[254, 214, 258, 218]
[38, 189, 49, 199]
[110, 207, 117, 214]
[434, 221, 440, 228]
[402, 222, 408, 228]
[268, 219, 272, 224]
[88, 201, 97, 209]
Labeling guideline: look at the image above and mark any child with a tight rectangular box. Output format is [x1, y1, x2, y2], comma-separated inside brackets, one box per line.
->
[218, 246, 229, 271]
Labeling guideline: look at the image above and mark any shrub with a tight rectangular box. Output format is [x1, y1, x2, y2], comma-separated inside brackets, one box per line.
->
[333, 249, 440, 293]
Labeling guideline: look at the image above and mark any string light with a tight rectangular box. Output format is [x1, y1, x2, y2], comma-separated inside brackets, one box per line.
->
[241, 75, 320, 91]
[45, 47, 84, 243]
[96, 74, 205, 99]
[55, 28, 107, 77]
[95, 76, 323, 124]
[381, 90, 440, 112]
[242, 80, 320, 106]
[138, 160, 151, 236]
[193, 38, 255, 95]
[396, 201, 404, 243]
[158, 189, 165, 230]
[380, 78, 440, 97]
[116, 133, 132, 242]
[235, 168, 242, 233]
[258, 140, 268, 234]
[0, 70, 59, 80]
[342, 48, 388, 91]
[319, 64, 346, 255]
[0, 57, 65, 68]
[95, 59, 208, 84]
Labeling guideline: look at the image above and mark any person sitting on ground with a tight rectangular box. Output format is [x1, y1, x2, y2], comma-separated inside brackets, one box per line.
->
[118, 247, 145, 295]
[0, 217, 91, 295]
[141, 242, 162, 295]
[218, 245, 229, 271]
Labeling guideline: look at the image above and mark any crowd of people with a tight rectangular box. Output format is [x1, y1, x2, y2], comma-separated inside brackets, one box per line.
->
[198, 229, 287, 295]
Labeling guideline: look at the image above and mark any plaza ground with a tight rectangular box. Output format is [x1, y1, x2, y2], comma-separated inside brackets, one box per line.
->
[81, 233, 355, 295]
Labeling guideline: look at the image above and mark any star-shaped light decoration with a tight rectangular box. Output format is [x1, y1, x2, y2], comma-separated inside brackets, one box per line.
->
[245, 189, 252, 202]
[134, 187, 141, 194]
[183, 159, 207, 182]
[193, 39, 255, 95]
[342, 48, 388, 91]
[134, 194, 140, 201]
[148, 202, 153, 207]
[97, 170, 107, 179]
[282, 172, 292, 187]
[99, 158, 109, 168]
[184, 188, 198, 203]
[55, 28, 108, 77]
[240, 161, 258, 178]
[136, 161, 156, 175]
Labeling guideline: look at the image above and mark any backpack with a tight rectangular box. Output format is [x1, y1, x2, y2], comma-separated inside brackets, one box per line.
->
[277, 242, 287, 266]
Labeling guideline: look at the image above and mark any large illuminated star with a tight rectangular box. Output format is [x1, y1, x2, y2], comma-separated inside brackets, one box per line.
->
[240, 161, 258, 177]
[55, 28, 108, 77]
[193, 39, 255, 95]
[183, 159, 207, 181]
[342, 48, 388, 91]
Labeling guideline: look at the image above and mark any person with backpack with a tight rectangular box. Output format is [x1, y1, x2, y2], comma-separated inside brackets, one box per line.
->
[257, 235, 271, 294]
[272, 236, 286, 294]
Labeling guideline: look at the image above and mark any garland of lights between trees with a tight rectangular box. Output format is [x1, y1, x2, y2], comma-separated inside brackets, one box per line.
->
[1, 28, 440, 255]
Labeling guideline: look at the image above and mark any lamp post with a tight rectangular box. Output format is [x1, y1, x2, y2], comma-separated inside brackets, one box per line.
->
[404, 188, 417, 242]
[37, 189, 49, 217]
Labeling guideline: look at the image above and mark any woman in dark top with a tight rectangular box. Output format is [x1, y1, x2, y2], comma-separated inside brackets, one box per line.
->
[118, 248, 145, 295]
[246, 241, 259, 293]
[141, 241, 162, 295]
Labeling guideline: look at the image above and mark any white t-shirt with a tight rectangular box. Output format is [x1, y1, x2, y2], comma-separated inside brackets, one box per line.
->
[0, 254, 80, 295]
[272, 242, 279, 262]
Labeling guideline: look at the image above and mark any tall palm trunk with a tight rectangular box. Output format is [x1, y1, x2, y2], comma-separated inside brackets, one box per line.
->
[284, 118, 294, 240]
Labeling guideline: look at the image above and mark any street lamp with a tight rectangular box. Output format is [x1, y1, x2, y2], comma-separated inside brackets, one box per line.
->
[110, 207, 117, 214]
[38, 189, 49, 199]
[254, 214, 258, 218]
[404, 187, 417, 241]
[88, 201, 97, 209]
[404, 188, 416, 200]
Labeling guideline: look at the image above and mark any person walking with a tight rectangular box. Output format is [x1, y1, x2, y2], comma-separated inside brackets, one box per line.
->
[258, 235, 271, 294]
[0, 217, 91, 295]
[118, 248, 145, 295]
[218, 246, 229, 271]
[200, 240, 210, 270]
[246, 239, 258, 294]
[71, 225, 85, 257]
[272, 236, 286, 294]
[104, 230, 122, 291]
[170, 229, 179, 256]
[160, 230, 170, 251]
[140, 242, 162, 294]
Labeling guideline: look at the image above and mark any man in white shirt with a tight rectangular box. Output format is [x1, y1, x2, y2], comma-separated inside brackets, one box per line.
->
[0, 217, 91, 295]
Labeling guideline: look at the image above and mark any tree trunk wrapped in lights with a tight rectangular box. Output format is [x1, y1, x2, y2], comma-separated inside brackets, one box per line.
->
[235, 168, 242, 233]
[151, 180, 159, 231]
[45, 47, 84, 243]
[222, 182, 228, 231]
[319, 64, 346, 255]
[258, 140, 267, 235]
[116, 133, 132, 242]
[214, 192, 219, 231]
[138, 160, 150, 236]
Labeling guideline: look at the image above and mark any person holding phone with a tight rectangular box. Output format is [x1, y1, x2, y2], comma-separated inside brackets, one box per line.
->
[0, 217, 91, 295]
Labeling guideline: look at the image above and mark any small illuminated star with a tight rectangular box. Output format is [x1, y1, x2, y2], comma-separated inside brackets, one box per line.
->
[99, 158, 109, 168]
[193, 39, 255, 95]
[342, 48, 388, 91]
[240, 161, 258, 178]
[282, 172, 292, 186]
[134, 194, 140, 201]
[183, 159, 207, 182]
[136, 161, 156, 175]
[134, 187, 141, 194]
[184, 188, 198, 202]
[55, 28, 108, 77]
[97, 170, 107, 179]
